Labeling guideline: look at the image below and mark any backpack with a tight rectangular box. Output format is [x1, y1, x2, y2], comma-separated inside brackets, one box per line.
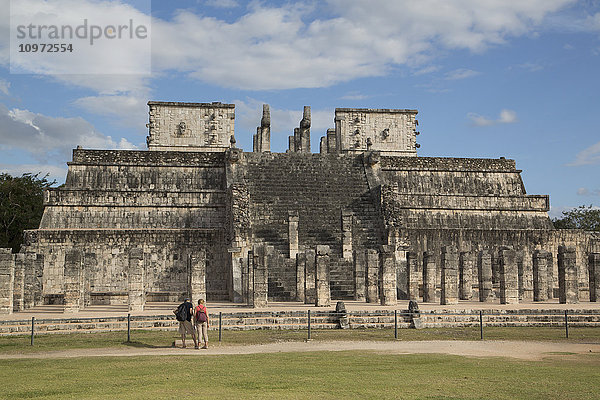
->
[196, 305, 208, 323]
[174, 303, 187, 322]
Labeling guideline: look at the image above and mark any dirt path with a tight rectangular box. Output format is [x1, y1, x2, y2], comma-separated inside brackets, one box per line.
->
[2, 340, 599, 360]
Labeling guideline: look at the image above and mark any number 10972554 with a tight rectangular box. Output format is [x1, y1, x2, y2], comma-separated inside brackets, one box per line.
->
[18, 43, 73, 52]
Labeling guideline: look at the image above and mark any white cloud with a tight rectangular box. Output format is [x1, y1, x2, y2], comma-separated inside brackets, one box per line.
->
[150, 0, 574, 90]
[512, 62, 544, 72]
[445, 68, 480, 80]
[0, 163, 67, 183]
[8, 0, 151, 76]
[585, 12, 600, 30]
[468, 109, 518, 126]
[549, 205, 570, 219]
[575, 187, 600, 196]
[340, 92, 370, 100]
[567, 141, 600, 166]
[205, 0, 239, 8]
[412, 65, 441, 76]
[0, 103, 138, 163]
[0, 79, 9, 95]
[0, 0, 580, 122]
[577, 187, 590, 196]
[498, 109, 517, 123]
[73, 92, 149, 130]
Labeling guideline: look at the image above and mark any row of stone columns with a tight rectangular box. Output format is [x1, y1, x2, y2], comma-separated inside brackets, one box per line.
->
[415, 246, 600, 305]
[247, 244, 343, 308]
[61, 248, 207, 313]
[0, 248, 43, 315]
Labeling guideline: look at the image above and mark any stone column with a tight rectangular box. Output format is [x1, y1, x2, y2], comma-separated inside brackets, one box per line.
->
[189, 249, 206, 303]
[304, 249, 316, 304]
[558, 246, 578, 304]
[546, 252, 555, 299]
[230, 252, 244, 304]
[589, 253, 600, 302]
[252, 245, 268, 308]
[353, 249, 366, 301]
[533, 250, 549, 302]
[0, 249, 14, 315]
[260, 104, 271, 152]
[296, 252, 305, 302]
[459, 251, 475, 300]
[288, 211, 299, 260]
[63, 249, 83, 313]
[406, 251, 419, 301]
[13, 254, 25, 312]
[499, 248, 519, 304]
[33, 254, 44, 307]
[366, 249, 380, 303]
[521, 251, 534, 301]
[128, 248, 145, 312]
[380, 245, 397, 306]
[298, 106, 311, 153]
[422, 251, 437, 303]
[253, 104, 271, 152]
[319, 137, 327, 154]
[83, 252, 96, 307]
[315, 245, 331, 307]
[327, 128, 336, 153]
[341, 210, 353, 260]
[441, 246, 459, 305]
[478, 250, 493, 302]
[23, 253, 37, 310]
[245, 250, 253, 305]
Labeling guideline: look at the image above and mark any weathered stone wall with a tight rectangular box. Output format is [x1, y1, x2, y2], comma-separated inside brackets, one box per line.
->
[23, 229, 227, 303]
[21, 148, 230, 305]
[41, 150, 226, 230]
[0, 249, 14, 314]
[146, 102, 235, 152]
[335, 108, 418, 156]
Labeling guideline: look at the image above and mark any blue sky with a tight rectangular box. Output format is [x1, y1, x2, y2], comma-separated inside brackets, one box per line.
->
[0, 0, 599, 218]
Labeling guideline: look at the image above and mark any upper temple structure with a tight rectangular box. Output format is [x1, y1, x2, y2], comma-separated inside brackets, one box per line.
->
[1, 101, 599, 314]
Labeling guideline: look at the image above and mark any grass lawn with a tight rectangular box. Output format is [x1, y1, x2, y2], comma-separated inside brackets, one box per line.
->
[1, 326, 600, 355]
[1, 351, 599, 399]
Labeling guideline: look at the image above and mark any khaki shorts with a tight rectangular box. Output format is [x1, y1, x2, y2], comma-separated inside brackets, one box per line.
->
[178, 320, 194, 335]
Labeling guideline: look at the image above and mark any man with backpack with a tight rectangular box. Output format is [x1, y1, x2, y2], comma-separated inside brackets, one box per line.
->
[174, 298, 198, 349]
[194, 299, 209, 349]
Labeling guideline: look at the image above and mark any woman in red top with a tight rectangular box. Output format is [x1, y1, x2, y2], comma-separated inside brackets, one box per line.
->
[194, 299, 209, 349]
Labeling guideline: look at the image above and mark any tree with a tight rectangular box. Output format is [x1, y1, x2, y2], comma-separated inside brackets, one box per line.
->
[0, 173, 56, 252]
[552, 204, 600, 231]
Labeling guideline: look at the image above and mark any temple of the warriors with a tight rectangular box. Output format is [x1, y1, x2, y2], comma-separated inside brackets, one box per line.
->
[1, 100, 599, 314]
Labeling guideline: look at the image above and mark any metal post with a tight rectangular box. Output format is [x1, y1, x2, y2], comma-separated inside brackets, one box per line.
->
[127, 313, 131, 342]
[565, 310, 569, 339]
[307, 309, 311, 340]
[218, 312, 222, 342]
[30, 317, 35, 346]
[394, 310, 398, 339]
[479, 310, 483, 340]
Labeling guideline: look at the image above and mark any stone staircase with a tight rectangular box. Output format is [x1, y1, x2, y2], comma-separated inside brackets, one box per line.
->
[243, 153, 384, 300]
[329, 258, 355, 300]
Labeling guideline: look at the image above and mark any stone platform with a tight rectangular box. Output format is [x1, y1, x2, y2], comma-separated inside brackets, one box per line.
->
[1, 300, 598, 336]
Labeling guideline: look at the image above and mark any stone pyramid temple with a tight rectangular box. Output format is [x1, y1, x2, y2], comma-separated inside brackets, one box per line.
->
[1, 101, 598, 313]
